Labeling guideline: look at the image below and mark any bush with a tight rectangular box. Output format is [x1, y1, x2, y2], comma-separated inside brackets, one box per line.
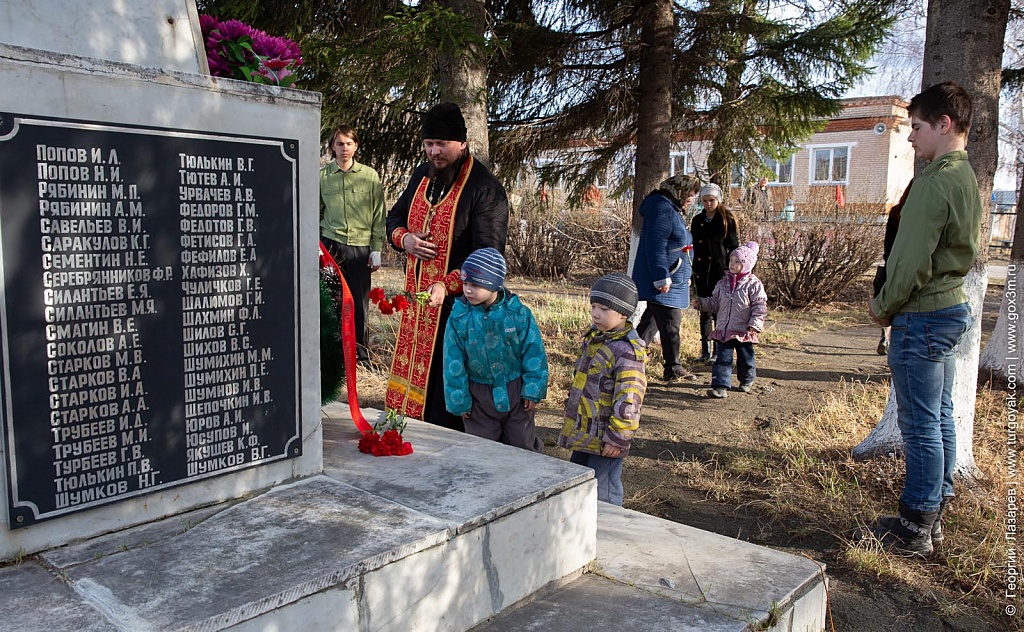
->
[506, 188, 631, 279]
[742, 188, 884, 309]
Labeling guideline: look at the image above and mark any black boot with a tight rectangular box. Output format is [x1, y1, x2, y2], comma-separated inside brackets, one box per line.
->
[875, 497, 950, 548]
[698, 339, 712, 363]
[867, 501, 938, 557]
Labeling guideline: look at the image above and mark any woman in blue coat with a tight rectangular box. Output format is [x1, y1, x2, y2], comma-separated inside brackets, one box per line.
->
[631, 174, 701, 381]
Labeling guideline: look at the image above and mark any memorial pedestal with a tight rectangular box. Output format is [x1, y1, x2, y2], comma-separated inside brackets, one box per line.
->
[0, 407, 826, 631]
[1, 408, 596, 631]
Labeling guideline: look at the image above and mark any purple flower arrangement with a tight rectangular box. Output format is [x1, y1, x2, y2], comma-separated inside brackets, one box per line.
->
[200, 14, 303, 87]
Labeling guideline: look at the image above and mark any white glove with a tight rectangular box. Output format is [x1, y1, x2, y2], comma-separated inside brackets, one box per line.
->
[369, 251, 381, 268]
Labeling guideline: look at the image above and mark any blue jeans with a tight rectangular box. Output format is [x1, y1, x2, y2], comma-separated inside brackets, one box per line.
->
[570, 451, 624, 506]
[888, 303, 971, 512]
[711, 340, 755, 388]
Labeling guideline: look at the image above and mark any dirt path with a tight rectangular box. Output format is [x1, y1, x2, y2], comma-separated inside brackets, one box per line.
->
[533, 293, 1002, 632]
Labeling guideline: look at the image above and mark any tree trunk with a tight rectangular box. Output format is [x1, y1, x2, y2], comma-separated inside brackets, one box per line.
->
[854, 268, 987, 482]
[631, 0, 674, 232]
[436, 0, 490, 165]
[705, 0, 754, 188]
[627, 0, 673, 331]
[854, 0, 1009, 484]
[979, 104, 1024, 378]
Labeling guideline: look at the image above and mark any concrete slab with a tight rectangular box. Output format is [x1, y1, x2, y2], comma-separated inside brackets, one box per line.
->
[471, 573, 746, 632]
[322, 404, 598, 624]
[41, 503, 234, 570]
[473, 503, 828, 631]
[0, 561, 115, 631]
[322, 403, 594, 532]
[59, 476, 450, 631]
[596, 504, 826, 628]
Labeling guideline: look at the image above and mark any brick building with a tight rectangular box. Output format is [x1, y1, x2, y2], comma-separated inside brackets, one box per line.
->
[668, 96, 914, 213]
[529, 95, 916, 214]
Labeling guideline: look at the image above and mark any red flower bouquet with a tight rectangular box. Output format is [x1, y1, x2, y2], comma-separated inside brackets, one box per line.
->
[357, 409, 414, 457]
[370, 287, 430, 314]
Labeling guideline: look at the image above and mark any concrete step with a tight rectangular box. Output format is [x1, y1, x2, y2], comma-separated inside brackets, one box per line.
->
[0, 405, 826, 631]
[0, 405, 595, 631]
[473, 503, 828, 631]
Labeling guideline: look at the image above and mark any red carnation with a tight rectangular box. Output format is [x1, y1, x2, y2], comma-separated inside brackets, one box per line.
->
[369, 287, 386, 304]
[358, 409, 414, 457]
[378, 301, 394, 315]
[391, 294, 410, 312]
[379, 429, 403, 452]
[358, 431, 380, 454]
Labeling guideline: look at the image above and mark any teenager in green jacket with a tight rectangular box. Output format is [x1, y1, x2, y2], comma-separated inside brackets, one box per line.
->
[866, 81, 982, 557]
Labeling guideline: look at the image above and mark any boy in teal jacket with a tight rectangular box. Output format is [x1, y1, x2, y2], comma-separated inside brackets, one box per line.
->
[443, 248, 548, 451]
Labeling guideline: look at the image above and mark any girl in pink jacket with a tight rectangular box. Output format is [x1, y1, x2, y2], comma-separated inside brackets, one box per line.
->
[695, 241, 768, 398]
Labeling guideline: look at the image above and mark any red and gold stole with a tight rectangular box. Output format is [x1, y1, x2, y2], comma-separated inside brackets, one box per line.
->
[385, 156, 474, 420]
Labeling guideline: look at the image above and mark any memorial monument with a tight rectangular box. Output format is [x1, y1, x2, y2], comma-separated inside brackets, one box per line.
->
[0, 0, 322, 558]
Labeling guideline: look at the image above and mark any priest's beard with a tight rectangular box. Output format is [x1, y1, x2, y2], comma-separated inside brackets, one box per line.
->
[427, 152, 467, 190]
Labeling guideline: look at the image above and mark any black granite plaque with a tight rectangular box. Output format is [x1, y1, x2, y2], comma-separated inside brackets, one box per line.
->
[0, 113, 301, 528]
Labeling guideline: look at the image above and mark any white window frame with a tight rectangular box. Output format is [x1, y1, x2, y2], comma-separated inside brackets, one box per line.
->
[669, 151, 694, 176]
[806, 142, 855, 185]
[763, 154, 794, 185]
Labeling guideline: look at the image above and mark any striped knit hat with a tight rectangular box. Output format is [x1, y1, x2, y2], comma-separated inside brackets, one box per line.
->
[590, 273, 638, 317]
[460, 247, 506, 291]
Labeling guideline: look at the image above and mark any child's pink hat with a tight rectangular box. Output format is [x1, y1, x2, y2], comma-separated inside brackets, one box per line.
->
[732, 241, 759, 274]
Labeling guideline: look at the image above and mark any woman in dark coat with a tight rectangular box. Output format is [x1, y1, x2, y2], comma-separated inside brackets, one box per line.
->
[690, 183, 739, 363]
[632, 174, 702, 381]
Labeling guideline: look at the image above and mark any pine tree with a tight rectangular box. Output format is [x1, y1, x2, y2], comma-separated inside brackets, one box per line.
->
[489, 0, 903, 197]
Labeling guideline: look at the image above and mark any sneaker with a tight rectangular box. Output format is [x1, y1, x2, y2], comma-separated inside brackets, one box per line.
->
[736, 384, 752, 393]
[706, 387, 727, 399]
[876, 336, 888, 356]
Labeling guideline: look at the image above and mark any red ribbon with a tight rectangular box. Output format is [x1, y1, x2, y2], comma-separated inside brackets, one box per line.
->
[319, 243, 373, 434]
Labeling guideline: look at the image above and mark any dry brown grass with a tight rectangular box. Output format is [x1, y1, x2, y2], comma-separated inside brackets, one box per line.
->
[670, 377, 1016, 622]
